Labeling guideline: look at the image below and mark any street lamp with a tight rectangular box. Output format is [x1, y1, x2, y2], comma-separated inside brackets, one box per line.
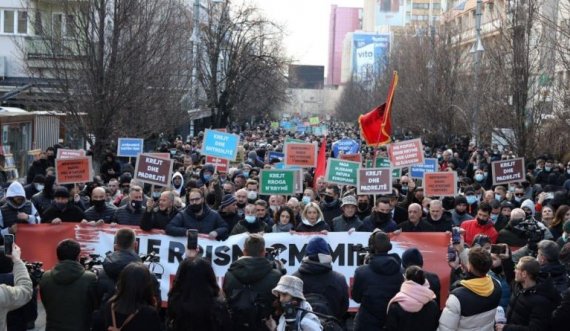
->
[470, 0, 485, 146]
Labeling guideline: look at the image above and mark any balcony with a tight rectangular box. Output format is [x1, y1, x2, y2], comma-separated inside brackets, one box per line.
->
[25, 36, 86, 70]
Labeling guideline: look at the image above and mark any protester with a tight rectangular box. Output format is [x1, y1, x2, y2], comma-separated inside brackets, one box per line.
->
[319, 184, 342, 227]
[31, 174, 56, 218]
[536, 240, 568, 295]
[140, 190, 179, 231]
[255, 200, 274, 227]
[40, 239, 98, 331]
[401, 248, 441, 306]
[295, 202, 330, 233]
[92, 262, 161, 331]
[112, 186, 145, 225]
[0, 182, 40, 234]
[218, 194, 241, 232]
[83, 187, 117, 225]
[399, 203, 435, 232]
[424, 200, 453, 232]
[385, 266, 439, 331]
[272, 206, 295, 232]
[451, 195, 472, 226]
[332, 195, 363, 232]
[270, 275, 322, 331]
[358, 197, 398, 232]
[460, 202, 498, 245]
[0, 244, 33, 331]
[23, 175, 44, 200]
[356, 194, 372, 220]
[42, 186, 85, 223]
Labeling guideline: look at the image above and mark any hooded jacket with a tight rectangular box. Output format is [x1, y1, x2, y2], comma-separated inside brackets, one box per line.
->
[385, 280, 439, 331]
[319, 199, 342, 228]
[296, 218, 330, 233]
[223, 256, 282, 320]
[276, 300, 322, 331]
[40, 260, 98, 331]
[166, 205, 228, 239]
[171, 172, 185, 197]
[293, 257, 349, 320]
[503, 280, 561, 331]
[0, 259, 33, 331]
[438, 275, 502, 331]
[351, 253, 404, 331]
[552, 288, 570, 331]
[539, 262, 569, 296]
[0, 182, 39, 235]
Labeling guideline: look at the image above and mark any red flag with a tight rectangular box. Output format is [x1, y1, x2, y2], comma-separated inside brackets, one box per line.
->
[358, 71, 399, 146]
[313, 136, 327, 189]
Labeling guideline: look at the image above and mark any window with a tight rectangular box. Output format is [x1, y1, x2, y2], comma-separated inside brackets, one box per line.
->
[52, 13, 63, 37]
[3, 10, 14, 33]
[17, 11, 27, 34]
[65, 15, 75, 36]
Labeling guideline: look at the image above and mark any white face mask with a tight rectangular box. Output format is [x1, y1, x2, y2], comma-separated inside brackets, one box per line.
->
[34, 184, 44, 191]
[247, 191, 257, 200]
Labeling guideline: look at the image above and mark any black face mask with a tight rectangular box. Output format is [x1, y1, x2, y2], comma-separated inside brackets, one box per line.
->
[324, 195, 334, 203]
[189, 204, 203, 213]
[236, 202, 246, 208]
[92, 199, 106, 210]
[477, 217, 488, 226]
[374, 211, 392, 224]
[130, 200, 142, 211]
[358, 202, 369, 211]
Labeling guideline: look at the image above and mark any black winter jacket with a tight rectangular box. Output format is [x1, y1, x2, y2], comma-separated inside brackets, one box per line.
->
[385, 299, 439, 331]
[112, 205, 144, 226]
[331, 214, 362, 232]
[166, 206, 228, 239]
[83, 203, 117, 223]
[551, 288, 570, 331]
[504, 280, 561, 331]
[320, 199, 342, 227]
[295, 220, 330, 233]
[42, 203, 85, 223]
[140, 207, 179, 231]
[293, 259, 349, 321]
[539, 262, 569, 296]
[351, 253, 404, 331]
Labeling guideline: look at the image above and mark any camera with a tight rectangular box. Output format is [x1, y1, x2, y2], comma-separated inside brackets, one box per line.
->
[80, 253, 106, 272]
[282, 301, 299, 327]
[140, 251, 160, 263]
[354, 244, 371, 265]
[24, 261, 44, 285]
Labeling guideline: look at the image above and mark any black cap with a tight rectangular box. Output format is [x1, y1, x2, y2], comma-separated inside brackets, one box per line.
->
[53, 186, 70, 198]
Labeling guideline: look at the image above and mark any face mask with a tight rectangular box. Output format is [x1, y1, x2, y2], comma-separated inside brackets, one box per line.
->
[152, 192, 161, 199]
[477, 217, 488, 226]
[514, 196, 522, 203]
[302, 196, 311, 204]
[475, 194, 482, 201]
[130, 200, 142, 210]
[189, 203, 202, 213]
[92, 199, 106, 209]
[545, 167, 552, 172]
[466, 195, 477, 205]
[475, 174, 484, 182]
[223, 190, 233, 195]
[567, 169, 570, 175]
[245, 215, 256, 223]
[524, 210, 532, 218]
[483, 172, 488, 179]
[490, 214, 498, 223]
[55, 202, 66, 211]
[358, 202, 369, 210]
[508, 186, 515, 193]
[203, 174, 212, 182]
[237, 202, 246, 208]
[495, 194, 502, 201]
[243, 171, 250, 178]
[220, 176, 227, 182]
[374, 211, 391, 224]
[401, 185, 408, 194]
[324, 195, 334, 203]
[247, 191, 257, 200]
[34, 184, 44, 191]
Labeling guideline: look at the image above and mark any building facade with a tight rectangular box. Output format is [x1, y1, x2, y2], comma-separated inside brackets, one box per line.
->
[327, 5, 362, 87]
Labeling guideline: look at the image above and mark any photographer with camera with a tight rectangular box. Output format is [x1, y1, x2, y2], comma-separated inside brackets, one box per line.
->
[223, 234, 282, 331]
[39, 239, 97, 331]
[0, 243, 34, 331]
[268, 275, 322, 331]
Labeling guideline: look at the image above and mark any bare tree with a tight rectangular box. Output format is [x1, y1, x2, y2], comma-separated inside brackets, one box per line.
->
[197, 1, 290, 128]
[20, 0, 192, 161]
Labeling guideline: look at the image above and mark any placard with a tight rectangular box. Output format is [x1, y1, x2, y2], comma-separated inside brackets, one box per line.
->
[410, 158, 438, 179]
[270, 122, 279, 129]
[367, 157, 400, 178]
[340, 153, 362, 163]
[134, 154, 173, 187]
[201, 129, 240, 161]
[491, 158, 525, 186]
[259, 170, 296, 195]
[325, 159, 360, 186]
[57, 149, 86, 159]
[357, 168, 392, 195]
[206, 156, 229, 173]
[55, 157, 94, 185]
[387, 138, 424, 167]
[309, 117, 319, 126]
[117, 138, 144, 157]
[284, 143, 317, 168]
[268, 151, 285, 162]
[423, 172, 458, 197]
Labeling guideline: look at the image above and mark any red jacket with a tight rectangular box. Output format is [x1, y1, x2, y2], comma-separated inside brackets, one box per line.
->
[460, 219, 498, 245]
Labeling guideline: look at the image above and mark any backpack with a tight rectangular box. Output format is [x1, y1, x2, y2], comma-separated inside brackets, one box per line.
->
[303, 293, 344, 331]
[227, 281, 265, 331]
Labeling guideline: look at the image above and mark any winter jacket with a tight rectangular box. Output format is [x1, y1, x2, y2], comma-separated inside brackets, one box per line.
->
[0, 182, 40, 229]
[25, 160, 47, 185]
[295, 219, 330, 233]
[0, 259, 33, 331]
[425, 271, 442, 307]
[42, 203, 85, 223]
[166, 206, 228, 239]
[23, 184, 39, 200]
[223, 256, 282, 320]
[398, 219, 435, 232]
[488, 269, 511, 311]
[425, 214, 453, 232]
[83, 203, 117, 223]
[451, 210, 473, 226]
[112, 204, 144, 226]
[319, 199, 342, 228]
[99, 159, 121, 183]
[331, 214, 362, 232]
[437, 275, 502, 331]
[497, 225, 528, 248]
[220, 211, 241, 233]
[351, 253, 404, 331]
[357, 213, 398, 233]
[171, 172, 186, 198]
[293, 258, 349, 321]
[140, 207, 179, 231]
[30, 191, 53, 219]
[231, 220, 272, 235]
[276, 300, 322, 331]
[92, 301, 161, 331]
[503, 280, 561, 331]
[166, 296, 232, 331]
[539, 262, 569, 296]
[551, 287, 570, 331]
[0, 273, 37, 331]
[385, 280, 439, 331]
[460, 219, 498, 245]
[39, 260, 98, 331]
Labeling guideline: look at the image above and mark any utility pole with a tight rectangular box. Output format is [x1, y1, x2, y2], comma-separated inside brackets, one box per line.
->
[471, 0, 484, 146]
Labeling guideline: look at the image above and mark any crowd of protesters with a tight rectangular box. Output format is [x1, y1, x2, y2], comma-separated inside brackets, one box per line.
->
[0, 118, 568, 331]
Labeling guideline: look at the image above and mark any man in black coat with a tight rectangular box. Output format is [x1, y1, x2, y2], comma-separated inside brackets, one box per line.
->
[423, 200, 453, 232]
[293, 237, 349, 323]
[398, 203, 435, 232]
[319, 184, 342, 227]
[537, 240, 569, 295]
[497, 256, 560, 331]
[351, 231, 404, 330]
[82, 187, 116, 225]
[23, 175, 44, 200]
[140, 190, 178, 231]
[42, 187, 85, 223]
[112, 185, 144, 225]
[218, 194, 241, 233]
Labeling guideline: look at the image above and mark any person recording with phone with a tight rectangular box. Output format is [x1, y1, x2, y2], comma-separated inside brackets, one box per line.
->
[140, 190, 179, 231]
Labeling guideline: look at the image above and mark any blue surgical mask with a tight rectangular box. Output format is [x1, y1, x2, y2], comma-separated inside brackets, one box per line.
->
[474, 174, 484, 182]
[401, 185, 408, 194]
[514, 196, 522, 203]
[466, 195, 477, 205]
[545, 167, 552, 172]
[151, 192, 161, 199]
[245, 215, 256, 223]
[203, 174, 212, 182]
[302, 196, 311, 204]
[495, 194, 502, 201]
[243, 171, 250, 178]
[491, 214, 499, 223]
[483, 172, 488, 179]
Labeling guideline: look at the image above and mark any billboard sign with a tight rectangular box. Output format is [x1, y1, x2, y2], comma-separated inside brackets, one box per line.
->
[352, 33, 390, 82]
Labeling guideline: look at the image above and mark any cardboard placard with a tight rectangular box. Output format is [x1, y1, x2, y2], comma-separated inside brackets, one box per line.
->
[325, 159, 360, 186]
[357, 168, 392, 195]
[55, 157, 94, 184]
[309, 117, 319, 126]
[268, 151, 285, 162]
[147, 153, 171, 159]
[366, 157, 400, 178]
[117, 138, 144, 157]
[270, 122, 279, 129]
[491, 158, 525, 186]
[340, 153, 362, 163]
[57, 149, 86, 159]
[423, 172, 458, 197]
[201, 129, 240, 161]
[259, 170, 296, 195]
[388, 138, 424, 167]
[206, 156, 229, 173]
[135, 154, 173, 187]
[410, 158, 438, 179]
[284, 143, 317, 168]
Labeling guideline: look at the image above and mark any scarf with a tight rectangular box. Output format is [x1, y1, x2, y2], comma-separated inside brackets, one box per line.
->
[387, 280, 435, 313]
